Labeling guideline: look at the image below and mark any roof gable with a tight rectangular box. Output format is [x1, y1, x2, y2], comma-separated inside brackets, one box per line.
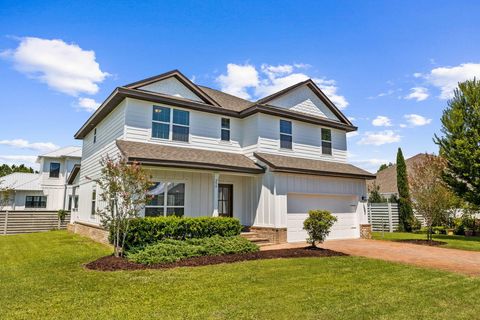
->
[256, 80, 352, 126]
[125, 70, 219, 106]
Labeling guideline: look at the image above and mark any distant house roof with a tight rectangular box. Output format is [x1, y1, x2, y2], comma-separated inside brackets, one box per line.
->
[254, 152, 375, 179]
[116, 140, 265, 174]
[39, 146, 82, 159]
[368, 153, 430, 194]
[0, 173, 41, 191]
[67, 164, 81, 185]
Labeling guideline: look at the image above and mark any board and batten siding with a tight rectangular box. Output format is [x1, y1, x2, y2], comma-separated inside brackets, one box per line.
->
[261, 172, 367, 228]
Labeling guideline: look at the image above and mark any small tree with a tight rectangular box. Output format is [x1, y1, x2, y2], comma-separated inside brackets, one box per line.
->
[0, 180, 13, 211]
[409, 154, 456, 242]
[368, 183, 387, 203]
[396, 148, 414, 231]
[95, 155, 152, 257]
[303, 210, 337, 247]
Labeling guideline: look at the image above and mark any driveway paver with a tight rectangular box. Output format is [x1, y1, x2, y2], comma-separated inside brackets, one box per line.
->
[262, 239, 480, 276]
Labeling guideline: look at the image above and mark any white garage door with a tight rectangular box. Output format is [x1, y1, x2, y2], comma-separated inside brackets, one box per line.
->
[287, 194, 359, 243]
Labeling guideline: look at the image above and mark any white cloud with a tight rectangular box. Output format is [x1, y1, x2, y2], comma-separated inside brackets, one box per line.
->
[77, 97, 100, 112]
[347, 131, 359, 138]
[404, 114, 432, 126]
[0, 139, 59, 152]
[372, 116, 392, 127]
[2, 37, 109, 96]
[358, 130, 401, 146]
[347, 116, 356, 122]
[404, 87, 429, 101]
[419, 63, 480, 99]
[216, 63, 259, 99]
[216, 63, 349, 109]
[0, 155, 38, 169]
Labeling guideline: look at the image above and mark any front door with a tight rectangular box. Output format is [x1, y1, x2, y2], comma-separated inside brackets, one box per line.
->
[218, 184, 233, 217]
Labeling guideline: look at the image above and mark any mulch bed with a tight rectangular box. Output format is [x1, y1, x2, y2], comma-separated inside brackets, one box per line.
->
[394, 239, 447, 246]
[85, 247, 347, 271]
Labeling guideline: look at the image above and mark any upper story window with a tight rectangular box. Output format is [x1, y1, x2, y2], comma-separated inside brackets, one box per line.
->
[280, 120, 292, 149]
[221, 118, 230, 141]
[321, 128, 332, 155]
[25, 196, 47, 208]
[49, 162, 60, 178]
[93, 128, 97, 143]
[152, 106, 190, 142]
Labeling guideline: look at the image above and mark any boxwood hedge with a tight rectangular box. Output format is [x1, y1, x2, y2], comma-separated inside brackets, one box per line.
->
[119, 216, 243, 250]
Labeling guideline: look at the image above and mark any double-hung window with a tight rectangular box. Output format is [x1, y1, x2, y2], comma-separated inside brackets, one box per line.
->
[91, 187, 97, 217]
[172, 109, 189, 142]
[152, 106, 190, 142]
[25, 196, 47, 208]
[321, 128, 332, 155]
[221, 118, 230, 141]
[49, 162, 60, 178]
[145, 182, 185, 217]
[280, 120, 292, 149]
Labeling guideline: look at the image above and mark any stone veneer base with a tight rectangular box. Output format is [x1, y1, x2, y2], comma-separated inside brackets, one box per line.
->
[68, 222, 110, 244]
[360, 224, 372, 239]
[249, 226, 287, 244]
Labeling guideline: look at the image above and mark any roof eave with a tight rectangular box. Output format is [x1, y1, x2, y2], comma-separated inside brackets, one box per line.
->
[126, 157, 265, 174]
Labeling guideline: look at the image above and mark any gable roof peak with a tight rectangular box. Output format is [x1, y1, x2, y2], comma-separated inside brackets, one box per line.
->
[124, 69, 220, 107]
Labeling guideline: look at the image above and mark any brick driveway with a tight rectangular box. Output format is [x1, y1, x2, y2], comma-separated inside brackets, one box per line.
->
[263, 239, 480, 276]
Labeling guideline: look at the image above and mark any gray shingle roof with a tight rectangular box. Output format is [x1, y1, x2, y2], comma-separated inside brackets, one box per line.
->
[197, 85, 254, 112]
[254, 152, 375, 179]
[116, 140, 264, 174]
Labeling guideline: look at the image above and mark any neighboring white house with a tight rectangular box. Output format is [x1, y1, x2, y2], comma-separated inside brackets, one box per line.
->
[71, 70, 374, 243]
[0, 147, 82, 212]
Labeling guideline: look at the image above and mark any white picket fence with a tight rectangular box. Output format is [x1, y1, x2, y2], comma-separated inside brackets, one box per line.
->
[367, 203, 425, 232]
[0, 211, 70, 235]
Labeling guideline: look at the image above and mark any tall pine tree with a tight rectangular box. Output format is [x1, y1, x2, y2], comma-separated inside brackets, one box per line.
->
[396, 148, 413, 231]
[435, 79, 480, 207]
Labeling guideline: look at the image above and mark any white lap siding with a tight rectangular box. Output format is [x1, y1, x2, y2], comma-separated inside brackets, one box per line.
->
[75, 101, 126, 225]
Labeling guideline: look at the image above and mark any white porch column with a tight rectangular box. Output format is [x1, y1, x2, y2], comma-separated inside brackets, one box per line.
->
[212, 172, 219, 217]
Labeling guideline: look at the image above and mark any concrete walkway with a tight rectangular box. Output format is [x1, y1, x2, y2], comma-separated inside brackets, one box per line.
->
[262, 239, 480, 276]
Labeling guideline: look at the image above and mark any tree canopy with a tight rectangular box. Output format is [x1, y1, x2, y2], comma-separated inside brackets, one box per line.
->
[435, 79, 480, 207]
[0, 164, 36, 177]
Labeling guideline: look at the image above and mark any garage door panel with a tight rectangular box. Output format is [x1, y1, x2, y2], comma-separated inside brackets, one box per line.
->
[287, 194, 359, 243]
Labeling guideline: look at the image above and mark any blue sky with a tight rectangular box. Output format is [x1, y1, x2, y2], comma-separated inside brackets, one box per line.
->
[0, 0, 479, 172]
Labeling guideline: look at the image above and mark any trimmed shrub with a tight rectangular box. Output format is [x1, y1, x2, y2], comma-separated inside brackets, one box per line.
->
[303, 210, 337, 247]
[119, 216, 243, 250]
[127, 235, 259, 265]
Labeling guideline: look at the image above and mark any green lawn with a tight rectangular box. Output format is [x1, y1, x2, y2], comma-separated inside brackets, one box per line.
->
[1, 232, 480, 319]
[372, 231, 480, 251]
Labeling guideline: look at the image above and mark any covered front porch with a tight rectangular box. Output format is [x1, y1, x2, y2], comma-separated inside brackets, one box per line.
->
[115, 139, 266, 227]
[143, 167, 262, 227]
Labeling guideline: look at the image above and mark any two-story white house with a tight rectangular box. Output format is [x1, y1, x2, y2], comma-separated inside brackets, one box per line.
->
[71, 70, 374, 244]
[1, 146, 82, 211]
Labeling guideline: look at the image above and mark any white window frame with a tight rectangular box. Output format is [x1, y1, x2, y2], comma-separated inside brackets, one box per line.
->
[91, 186, 97, 218]
[145, 181, 186, 217]
[151, 105, 190, 142]
[279, 119, 293, 150]
[220, 117, 231, 142]
[321, 128, 332, 156]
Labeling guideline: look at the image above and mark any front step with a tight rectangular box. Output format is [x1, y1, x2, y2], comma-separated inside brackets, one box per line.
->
[241, 232, 273, 246]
